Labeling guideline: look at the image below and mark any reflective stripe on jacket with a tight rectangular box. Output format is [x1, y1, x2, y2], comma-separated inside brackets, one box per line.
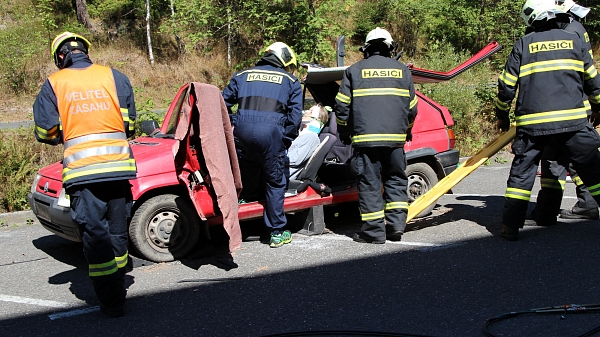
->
[334, 54, 418, 148]
[48, 64, 136, 188]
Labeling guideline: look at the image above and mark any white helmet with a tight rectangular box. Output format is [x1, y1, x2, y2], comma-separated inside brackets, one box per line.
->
[521, 0, 564, 27]
[555, 0, 590, 18]
[360, 27, 395, 53]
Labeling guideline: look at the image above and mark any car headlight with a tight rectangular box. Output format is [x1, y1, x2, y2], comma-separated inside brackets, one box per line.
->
[57, 188, 70, 208]
[31, 174, 41, 194]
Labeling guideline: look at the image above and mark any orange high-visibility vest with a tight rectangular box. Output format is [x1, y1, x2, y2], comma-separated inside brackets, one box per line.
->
[48, 64, 136, 187]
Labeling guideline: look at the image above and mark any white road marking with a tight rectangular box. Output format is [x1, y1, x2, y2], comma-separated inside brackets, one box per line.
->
[297, 232, 450, 248]
[48, 306, 100, 320]
[449, 193, 576, 200]
[0, 294, 70, 308]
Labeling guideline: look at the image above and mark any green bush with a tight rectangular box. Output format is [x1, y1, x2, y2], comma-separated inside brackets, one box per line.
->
[0, 128, 62, 212]
[135, 110, 166, 138]
[0, 27, 46, 94]
[412, 40, 498, 156]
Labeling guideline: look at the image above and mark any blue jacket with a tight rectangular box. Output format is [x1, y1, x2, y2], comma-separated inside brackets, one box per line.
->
[222, 64, 303, 146]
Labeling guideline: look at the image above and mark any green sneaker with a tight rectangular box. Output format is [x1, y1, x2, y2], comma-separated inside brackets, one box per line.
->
[281, 230, 292, 244]
[269, 230, 292, 248]
[269, 234, 283, 248]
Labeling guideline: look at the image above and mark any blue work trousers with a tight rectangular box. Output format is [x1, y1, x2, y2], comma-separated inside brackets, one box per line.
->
[234, 120, 287, 234]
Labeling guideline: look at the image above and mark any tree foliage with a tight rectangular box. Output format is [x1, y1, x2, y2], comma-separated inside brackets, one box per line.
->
[4, 0, 600, 72]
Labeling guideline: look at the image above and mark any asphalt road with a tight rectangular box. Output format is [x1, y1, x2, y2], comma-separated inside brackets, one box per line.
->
[2, 163, 600, 337]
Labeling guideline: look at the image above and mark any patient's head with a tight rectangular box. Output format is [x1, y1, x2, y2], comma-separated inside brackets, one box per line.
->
[306, 104, 330, 125]
[303, 104, 331, 135]
[305, 104, 331, 125]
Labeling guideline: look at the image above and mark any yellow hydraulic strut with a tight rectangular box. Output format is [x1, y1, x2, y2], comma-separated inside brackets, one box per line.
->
[407, 127, 517, 222]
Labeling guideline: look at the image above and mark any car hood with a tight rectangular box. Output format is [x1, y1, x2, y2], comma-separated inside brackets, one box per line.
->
[37, 137, 178, 183]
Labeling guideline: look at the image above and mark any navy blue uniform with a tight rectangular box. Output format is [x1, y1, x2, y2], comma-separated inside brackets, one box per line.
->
[222, 64, 302, 234]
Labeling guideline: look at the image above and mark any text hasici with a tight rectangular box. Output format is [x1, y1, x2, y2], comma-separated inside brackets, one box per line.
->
[65, 89, 112, 114]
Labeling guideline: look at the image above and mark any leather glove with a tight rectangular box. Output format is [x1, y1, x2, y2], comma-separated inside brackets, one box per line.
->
[338, 125, 352, 145]
[406, 127, 413, 142]
[283, 137, 293, 149]
[496, 119, 510, 132]
[590, 111, 600, 128]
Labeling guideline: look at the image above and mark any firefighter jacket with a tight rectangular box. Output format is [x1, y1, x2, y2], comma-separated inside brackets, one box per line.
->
[33, 53, 137, 189]
[566, 18, 593, 112]
[222, 64, 303, 146]
[334, 54, 418, 148]
[495, 24, 600, 136]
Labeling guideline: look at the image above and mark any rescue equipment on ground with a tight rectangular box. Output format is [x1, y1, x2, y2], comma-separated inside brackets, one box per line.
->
[407, 127, 517, 222]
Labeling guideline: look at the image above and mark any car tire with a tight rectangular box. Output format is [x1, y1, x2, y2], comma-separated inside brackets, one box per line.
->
[406, 162, 438, 218]
[129, 194, 201, 262]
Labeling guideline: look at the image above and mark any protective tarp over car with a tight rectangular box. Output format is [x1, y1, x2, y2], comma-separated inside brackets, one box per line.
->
[171, 82, 243, 252]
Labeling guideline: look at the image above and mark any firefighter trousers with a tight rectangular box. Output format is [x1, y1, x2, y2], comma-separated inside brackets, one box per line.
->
[568, 163, 599, 212]
[531, 147, 598, 223]
[352, 147, 408, 241]
[503, 125, 600, 228]
[68, 180, 132, 310]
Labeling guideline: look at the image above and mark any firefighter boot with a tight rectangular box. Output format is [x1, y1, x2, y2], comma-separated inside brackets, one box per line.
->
[352, 232, 386, 244]
[92, 268, 126, 318]
[559, 207, 599, 220]
[524, 212, 557, 227]
[386, 230, 403, 242]
[500, 225, 519, 241]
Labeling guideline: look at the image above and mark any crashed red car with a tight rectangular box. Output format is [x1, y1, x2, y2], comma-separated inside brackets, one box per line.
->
[27, 42, 501, 262]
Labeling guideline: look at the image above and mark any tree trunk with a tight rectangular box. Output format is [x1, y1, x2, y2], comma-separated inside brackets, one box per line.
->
[227, 1, 232, 68]
[169, 0, 183, 53]
[477, 0, 486, 49]
[309, 0, 317, 59]
[146, 0, 155, 66]
[75, 0, 94, 31]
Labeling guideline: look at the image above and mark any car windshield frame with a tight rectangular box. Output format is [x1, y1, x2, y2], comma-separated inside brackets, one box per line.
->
[162, 85, 190, 136]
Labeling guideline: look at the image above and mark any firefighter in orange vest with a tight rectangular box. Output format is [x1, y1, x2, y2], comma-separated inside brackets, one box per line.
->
[33, 32, 137, 317]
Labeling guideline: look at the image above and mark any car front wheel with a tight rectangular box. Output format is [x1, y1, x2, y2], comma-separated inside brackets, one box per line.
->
[406, 162, 438, 218]
[129, 194, 201, 262]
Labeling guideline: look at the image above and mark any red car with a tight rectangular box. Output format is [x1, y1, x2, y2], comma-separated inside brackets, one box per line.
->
[27, 42, 501, 262]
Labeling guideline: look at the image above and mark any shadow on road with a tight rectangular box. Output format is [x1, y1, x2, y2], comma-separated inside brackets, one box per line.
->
[6, 196, 600, 337]
[32, 235, 135, 305]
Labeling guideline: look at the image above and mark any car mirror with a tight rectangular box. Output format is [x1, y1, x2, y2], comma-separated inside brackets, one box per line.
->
[140, 120, 160, 136]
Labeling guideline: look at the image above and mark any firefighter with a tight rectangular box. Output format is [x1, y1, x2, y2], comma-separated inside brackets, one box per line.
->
[335, 27, 418, 244]
[222, 42, 303, 248]
[527, 0, 599, 226]
[495, 0, 600, 241]
[33, 32, 137, 317]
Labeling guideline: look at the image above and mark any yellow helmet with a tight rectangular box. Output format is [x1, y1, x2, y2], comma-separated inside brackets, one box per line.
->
[264, 42, 298, 69]
[51, 32, 91, 68]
